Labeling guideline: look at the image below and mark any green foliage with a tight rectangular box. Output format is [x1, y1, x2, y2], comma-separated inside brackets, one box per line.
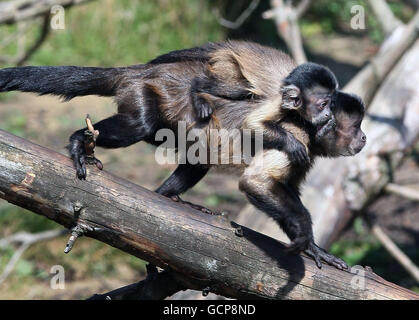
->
[0, 111, 27, 136]
[1, 0, 223, 67]
[0, 205, 59, 233]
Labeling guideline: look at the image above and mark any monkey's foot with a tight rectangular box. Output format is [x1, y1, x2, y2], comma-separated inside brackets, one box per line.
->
[170, 195, 225, 216]
[304, 242, 348, 270]
[67, 137, 103, 180]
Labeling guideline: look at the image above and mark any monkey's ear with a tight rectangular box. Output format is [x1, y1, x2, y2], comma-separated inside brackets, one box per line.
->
[280, 85, 302, 110]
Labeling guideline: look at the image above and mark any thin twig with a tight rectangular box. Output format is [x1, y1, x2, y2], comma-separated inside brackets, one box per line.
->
[0, 229, 68, 285]
[213, 0, 260, 29]
[0, 0, 94, 25]
[16, 14, 50, 66]
[371, 224, 419, 283]
[295, 0, 311, 19]
[385, 183, 419, 202]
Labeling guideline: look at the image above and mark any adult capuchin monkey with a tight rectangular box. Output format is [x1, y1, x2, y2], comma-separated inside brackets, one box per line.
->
[0, 40, 366, 268]
[156, 90, 366, 270]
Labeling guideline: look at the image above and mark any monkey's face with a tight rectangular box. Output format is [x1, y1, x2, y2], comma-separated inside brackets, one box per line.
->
[280, 85, 334, 127]
[320, 111, 366, 156]
[301, 86, 335, 127]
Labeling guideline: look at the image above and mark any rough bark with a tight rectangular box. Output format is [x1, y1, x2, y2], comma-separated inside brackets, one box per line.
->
[0, 129, 417, 300]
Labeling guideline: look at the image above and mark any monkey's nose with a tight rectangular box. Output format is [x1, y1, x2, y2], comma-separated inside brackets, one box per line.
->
[361, 135, 366, 142]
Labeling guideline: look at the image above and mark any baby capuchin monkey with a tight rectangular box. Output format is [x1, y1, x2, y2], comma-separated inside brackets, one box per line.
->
[153, 41, 338, 165]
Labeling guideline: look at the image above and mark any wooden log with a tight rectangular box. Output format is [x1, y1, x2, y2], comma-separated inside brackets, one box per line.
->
[0, 129, 417, 300]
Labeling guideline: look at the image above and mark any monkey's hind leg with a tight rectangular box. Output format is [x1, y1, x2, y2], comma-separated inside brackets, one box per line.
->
[155, 164, 224, 215]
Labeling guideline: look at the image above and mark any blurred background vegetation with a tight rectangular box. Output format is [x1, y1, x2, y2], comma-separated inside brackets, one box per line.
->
[0, 0, 417, 298]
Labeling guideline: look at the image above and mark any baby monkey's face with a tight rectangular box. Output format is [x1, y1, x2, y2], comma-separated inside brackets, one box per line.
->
[316, 91, 366, 157]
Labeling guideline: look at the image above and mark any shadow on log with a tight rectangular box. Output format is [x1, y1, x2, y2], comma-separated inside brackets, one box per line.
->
[0, 129, 417, 300]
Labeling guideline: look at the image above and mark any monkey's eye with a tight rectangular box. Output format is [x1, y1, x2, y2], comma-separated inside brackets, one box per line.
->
[320, 100, 328, 109]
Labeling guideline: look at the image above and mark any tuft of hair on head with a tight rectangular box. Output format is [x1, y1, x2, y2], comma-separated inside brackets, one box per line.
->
[334, 91, 365, 116]
[283, 62, 338, 91]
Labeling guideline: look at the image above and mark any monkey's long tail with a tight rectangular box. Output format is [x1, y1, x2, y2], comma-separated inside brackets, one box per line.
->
[0, 66, 125, 101]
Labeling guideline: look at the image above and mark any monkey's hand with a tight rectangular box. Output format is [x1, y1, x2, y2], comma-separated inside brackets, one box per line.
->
[284, 137, 310, 165]
[316, 117, 336, 140]
[304, 241, 348, 270]
[192, 94, 213, 121]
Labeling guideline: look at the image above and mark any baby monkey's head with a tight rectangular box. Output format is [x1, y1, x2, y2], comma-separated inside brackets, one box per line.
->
[316, 91, 366, 157]
[281, 62, 338, 127]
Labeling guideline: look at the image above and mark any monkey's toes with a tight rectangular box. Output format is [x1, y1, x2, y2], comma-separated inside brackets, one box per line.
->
[76, 163, 87, 180]
[170, 195, 222, 215]
[304, 242, 348, 270]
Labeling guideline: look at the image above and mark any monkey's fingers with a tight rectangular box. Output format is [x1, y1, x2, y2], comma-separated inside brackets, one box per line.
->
[299, 150, 310, 164]
[305, 242, 348, 270]
[197, 102, 213, 121]
[291, 149, 310, 165]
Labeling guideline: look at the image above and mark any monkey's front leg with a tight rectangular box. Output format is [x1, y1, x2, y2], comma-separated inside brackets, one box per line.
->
[262, 121, 310, 165]
[239, 157, 347, 270]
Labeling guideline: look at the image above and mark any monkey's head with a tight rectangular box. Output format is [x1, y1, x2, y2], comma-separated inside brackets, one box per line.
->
[281, 63, 338, 128]
[317, 91, 366, 157]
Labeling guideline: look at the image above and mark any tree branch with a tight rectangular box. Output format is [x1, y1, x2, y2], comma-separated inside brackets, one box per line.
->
[345, 12, 419, 104]
[369, 0, 402, 36]
[0, 129, 418, 300]
[0, 0, 94, 25]
[371, 224, 419, 283]
[213, 0, 260, 30]
[385, 183, 419, 202]
[262, 0, 308, 64]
